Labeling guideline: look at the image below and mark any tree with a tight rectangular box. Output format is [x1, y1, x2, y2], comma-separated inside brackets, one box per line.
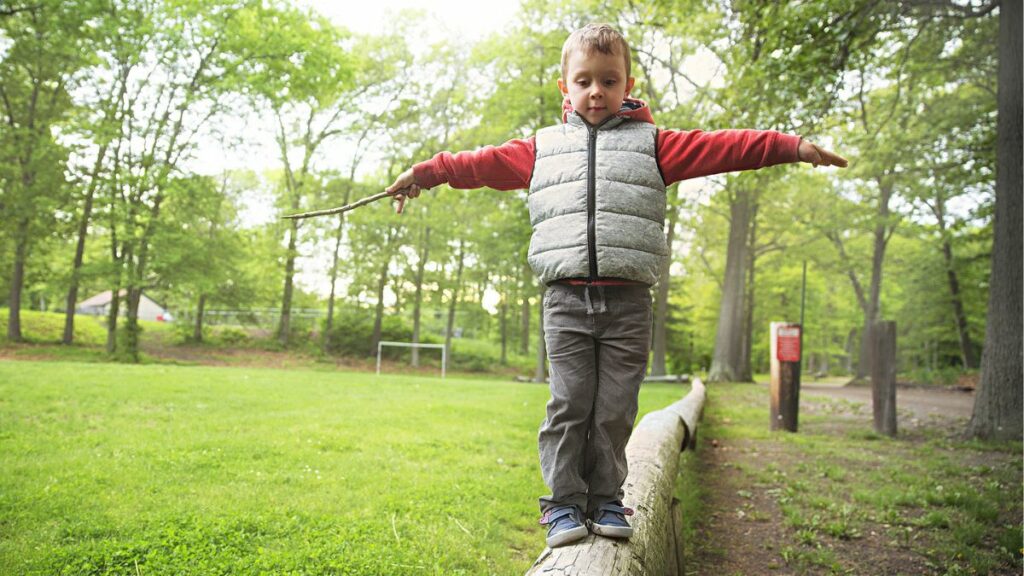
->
[967, 0, 1022, 441]
[0, 0, 96, 341]
[61, 0, 143, 345]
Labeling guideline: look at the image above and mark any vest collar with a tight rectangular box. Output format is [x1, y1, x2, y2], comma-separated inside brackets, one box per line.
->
[561, 97, 655, 130]
[566, 113, 627, 131]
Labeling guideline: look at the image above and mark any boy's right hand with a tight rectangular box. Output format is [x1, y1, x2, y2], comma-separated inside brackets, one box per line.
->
[385, 168, 421, 214]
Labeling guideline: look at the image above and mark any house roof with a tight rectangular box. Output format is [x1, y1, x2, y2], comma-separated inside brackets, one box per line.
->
[78, 290, 165, 310]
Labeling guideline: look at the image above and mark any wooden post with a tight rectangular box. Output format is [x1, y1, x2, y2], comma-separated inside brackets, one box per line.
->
[870, 320, 897, 436]
[770, 322, 801, 432]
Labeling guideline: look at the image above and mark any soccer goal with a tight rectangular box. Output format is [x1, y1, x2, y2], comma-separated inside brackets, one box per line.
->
[376, 341, 447, 378]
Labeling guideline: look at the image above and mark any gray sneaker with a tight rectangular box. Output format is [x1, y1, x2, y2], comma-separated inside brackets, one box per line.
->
[539, 505, 589, 548]
[589, 500, 634, 538]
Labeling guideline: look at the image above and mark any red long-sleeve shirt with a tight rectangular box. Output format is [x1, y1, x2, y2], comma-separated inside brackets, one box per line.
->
[412, 100, 801, 191]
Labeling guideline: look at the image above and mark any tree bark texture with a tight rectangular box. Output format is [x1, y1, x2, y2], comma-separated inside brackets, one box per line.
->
[709, 188, 753, 382]
[526, 380, 706, 576]
[967, 0, 1023, 441]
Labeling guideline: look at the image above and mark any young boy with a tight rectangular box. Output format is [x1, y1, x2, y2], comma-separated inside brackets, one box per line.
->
[385, 24, 846, 548]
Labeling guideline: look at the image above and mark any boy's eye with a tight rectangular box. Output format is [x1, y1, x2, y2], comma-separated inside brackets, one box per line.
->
[576, 80, 589, 87]
[604, 79, 617, 86]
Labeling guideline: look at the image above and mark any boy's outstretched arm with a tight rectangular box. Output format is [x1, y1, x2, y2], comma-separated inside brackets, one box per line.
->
[657, 129, 847, 185]
[385, 138, 536, 213]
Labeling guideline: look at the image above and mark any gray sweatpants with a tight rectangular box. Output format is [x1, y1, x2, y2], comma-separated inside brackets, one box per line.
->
[538, 283, 652, 516]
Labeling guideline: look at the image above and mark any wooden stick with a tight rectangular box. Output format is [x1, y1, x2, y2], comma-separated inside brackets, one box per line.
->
[282, 190, 394, 220]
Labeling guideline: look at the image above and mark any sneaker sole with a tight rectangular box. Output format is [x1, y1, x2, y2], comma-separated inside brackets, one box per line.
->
[546, 524, 589, 548]
[590, 523, 633, 538]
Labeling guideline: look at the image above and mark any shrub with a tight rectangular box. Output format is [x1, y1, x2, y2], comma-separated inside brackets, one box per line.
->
[322, 308, 412, 357]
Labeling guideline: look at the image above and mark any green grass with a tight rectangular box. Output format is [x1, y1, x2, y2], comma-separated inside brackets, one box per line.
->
[684, 382, 1023, 575]
[0, 309, 109, 346]
[0, 360, 690, 575]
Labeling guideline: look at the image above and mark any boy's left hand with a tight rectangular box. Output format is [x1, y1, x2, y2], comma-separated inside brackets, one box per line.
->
[798, 140, 848, 168]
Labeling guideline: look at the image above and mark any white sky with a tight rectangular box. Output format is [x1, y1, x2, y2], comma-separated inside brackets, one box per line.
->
[307, 0, 521, 43]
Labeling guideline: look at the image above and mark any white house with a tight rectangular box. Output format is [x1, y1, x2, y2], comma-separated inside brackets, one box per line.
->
[76, 290, 172, 322]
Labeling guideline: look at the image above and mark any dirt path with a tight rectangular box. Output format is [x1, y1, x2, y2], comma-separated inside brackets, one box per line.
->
[801, 379, 975, 425]
[683, 380, 1019, 576]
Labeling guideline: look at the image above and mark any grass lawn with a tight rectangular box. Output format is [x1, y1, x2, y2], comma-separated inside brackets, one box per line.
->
[0, 360, 690, 575]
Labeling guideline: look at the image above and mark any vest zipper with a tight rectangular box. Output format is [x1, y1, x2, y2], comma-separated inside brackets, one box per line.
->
[586, 124, 598, 281]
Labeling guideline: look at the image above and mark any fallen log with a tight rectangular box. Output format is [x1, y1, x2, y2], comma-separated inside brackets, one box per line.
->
[526, 378, 707, 576]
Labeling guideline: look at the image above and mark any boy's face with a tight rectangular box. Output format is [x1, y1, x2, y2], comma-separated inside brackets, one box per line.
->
[558, 48, 635, 126]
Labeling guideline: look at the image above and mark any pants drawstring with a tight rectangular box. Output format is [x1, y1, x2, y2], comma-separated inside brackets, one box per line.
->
[584, 285, 608, 315]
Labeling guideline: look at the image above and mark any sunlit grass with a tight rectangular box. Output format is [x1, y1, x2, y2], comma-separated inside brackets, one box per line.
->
[0, 360, 690, 575]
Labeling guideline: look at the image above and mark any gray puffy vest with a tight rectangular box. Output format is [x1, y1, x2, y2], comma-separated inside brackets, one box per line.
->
[527, 114, 667, 286]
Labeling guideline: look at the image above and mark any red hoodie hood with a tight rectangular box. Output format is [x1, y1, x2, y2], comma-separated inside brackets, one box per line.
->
[562, 96, 655, 125]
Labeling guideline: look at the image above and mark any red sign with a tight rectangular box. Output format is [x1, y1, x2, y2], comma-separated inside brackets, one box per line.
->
[777, 325, 801, 362]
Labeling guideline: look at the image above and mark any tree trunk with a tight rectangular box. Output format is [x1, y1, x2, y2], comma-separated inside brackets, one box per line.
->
[933, 196, 977, 369]
[106, 287, 120, 354]
[967, 0, 1023, 441]
[6, 218, 29, 342]
[857, 177, 893, 378]
[63, 184, 98, 345]
[444, 240, 465, 360]
[324, 213, 346, 351]
[709, 188, 753, 382]
[941, 236, 977, 369]
[411, 226, 430, 367]
[277, 219, 299, 347]
[193, 293, 206, 342]
[124, 286, 142, 363]
[651, 201, 679, 377]
[738, 203, 759, 383]
[370, 246, 392, 357]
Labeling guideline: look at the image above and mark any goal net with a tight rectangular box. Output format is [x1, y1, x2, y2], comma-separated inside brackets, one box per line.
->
[376, 341, 447, 378]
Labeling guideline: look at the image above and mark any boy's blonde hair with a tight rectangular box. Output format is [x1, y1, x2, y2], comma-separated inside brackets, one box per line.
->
[561, 24, 632, 80]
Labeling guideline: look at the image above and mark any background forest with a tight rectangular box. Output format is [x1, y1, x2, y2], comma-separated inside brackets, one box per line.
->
[0, 0, 1012, 397]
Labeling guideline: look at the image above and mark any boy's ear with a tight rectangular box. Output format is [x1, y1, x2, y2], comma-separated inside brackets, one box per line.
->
[557, 78, 568, 97]
[625, 77, 635, 96]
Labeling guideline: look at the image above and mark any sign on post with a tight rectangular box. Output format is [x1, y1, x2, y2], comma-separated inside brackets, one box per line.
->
[770, 322, 802, 432]
[777, 325, 801, 362]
